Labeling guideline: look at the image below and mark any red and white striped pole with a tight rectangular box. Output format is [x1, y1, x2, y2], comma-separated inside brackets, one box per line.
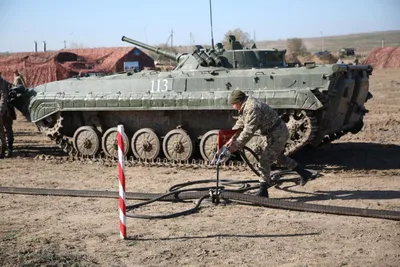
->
[117, 125, 127, 239]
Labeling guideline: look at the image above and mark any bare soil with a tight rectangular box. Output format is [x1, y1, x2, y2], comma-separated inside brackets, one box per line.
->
[1, 69, 400, 267]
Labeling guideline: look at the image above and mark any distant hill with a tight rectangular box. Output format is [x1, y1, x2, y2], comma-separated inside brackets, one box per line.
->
[175, 30, 400, 56]
[256, 30, 400, 55]
[2, 30, 399, 57]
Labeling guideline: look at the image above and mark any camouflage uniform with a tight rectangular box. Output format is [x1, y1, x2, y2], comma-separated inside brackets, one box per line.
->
[13, 74, 27, 88]
[232, 96, 297, 184]
[0, 76, 8, 157]
[3, 102, 15, 156]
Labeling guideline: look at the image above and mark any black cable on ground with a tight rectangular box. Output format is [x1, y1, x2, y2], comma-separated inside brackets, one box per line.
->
[126, 178, 262, 219]
[126, 191, 211, 219]
[239, 147, 262, 176]
[124, 147, 265, 220]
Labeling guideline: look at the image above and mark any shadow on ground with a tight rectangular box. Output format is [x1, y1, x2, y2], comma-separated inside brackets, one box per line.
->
[126, 232, 319, 241]
[292, 142, 400, 171]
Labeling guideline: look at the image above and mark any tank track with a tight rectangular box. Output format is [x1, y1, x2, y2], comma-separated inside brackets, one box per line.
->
[312, 87, 364, 147]
[280, 109, 319, 155]
[318, 127, 356, 146]
[34, 109, 318, 169]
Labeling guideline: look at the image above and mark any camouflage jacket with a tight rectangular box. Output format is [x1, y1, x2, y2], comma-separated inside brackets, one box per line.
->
[232, 96, 281, 149]
[0, 77, 9, 115]
[13, 75, 26, 87]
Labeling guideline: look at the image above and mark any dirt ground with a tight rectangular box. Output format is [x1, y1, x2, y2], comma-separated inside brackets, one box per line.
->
[1, 69, 400, 267]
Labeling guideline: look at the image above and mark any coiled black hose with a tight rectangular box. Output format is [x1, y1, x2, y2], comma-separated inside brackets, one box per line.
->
[125, 147, 298, 219]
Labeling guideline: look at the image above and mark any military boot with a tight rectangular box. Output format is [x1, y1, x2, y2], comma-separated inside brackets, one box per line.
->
[257, 182, 269, 197]
[0, 146, 5, 159]
[293, 165, 314, 186]
[7, 142, 13, 157]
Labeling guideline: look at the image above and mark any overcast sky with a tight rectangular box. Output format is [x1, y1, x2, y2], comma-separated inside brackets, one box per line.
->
[0, 0, 399, 52]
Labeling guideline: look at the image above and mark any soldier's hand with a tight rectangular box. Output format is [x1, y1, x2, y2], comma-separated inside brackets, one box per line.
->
[228, 143, 238, 153]
[225, 138, 233, 146]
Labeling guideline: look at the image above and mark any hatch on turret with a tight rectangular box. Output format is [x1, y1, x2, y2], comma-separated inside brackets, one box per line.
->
[221, 48, 286, 69]
[216, 35, 287, 68]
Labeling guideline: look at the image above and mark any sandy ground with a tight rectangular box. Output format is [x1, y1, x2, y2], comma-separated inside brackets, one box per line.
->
[1, 69, 400, 267]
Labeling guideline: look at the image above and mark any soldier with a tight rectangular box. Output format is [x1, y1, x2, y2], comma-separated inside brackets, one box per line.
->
[0, 73, 8, 158]
[3, 101, 15, 157]
[225, 90, 315, 197]
[13, 70, 27, 89]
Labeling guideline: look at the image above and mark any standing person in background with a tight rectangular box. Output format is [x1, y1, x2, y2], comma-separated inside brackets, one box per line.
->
[13, 70, 27, 89]
[3, 99, 15, 157]
[0, 72, 15, 157]
[0, 73, 9, 158]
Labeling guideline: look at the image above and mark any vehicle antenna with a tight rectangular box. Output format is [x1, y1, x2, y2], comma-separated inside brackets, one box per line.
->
[209, 0, 215, 49]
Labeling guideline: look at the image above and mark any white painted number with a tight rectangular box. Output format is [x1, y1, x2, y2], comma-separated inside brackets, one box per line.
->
[150, 79, 169, 92]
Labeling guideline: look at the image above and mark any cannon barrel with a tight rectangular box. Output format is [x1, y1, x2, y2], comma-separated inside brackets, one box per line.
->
[121, 36, 179, 61]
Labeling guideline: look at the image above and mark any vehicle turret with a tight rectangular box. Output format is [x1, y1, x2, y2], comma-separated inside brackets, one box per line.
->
[122, 36, 222, 69]
[121, 35, 287, 70]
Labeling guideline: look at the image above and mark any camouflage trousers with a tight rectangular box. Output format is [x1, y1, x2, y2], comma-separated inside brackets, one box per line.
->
[0, 115, 5, 155]
[0, 115, 13, 155]
[257, 122, 298, 184]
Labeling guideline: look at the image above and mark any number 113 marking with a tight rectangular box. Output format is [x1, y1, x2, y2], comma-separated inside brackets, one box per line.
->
[150, 79, 169, 92]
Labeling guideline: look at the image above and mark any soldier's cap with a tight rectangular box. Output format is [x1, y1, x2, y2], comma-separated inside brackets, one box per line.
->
[229, 90, 247, 104]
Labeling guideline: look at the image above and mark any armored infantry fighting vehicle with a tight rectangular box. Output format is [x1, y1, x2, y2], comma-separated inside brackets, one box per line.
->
[10, 35, 373, 164]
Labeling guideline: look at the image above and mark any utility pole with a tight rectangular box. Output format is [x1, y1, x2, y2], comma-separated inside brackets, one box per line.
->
[170, 29, 173, 66]
[171, 29, 173, 50]
[381, 39, 384, 48]
[190, 32, 195, 45]
[64, 40, 67, 49]
[189, 32, 193, 52]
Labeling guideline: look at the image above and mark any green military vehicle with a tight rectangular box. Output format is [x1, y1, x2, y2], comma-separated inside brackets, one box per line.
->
[10, 35, 373, 164]
[339, 48, 356, 57]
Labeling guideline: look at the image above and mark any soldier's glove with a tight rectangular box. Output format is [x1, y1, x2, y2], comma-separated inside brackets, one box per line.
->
[210, 146, 231, 166]
[219, 146, 230, 158]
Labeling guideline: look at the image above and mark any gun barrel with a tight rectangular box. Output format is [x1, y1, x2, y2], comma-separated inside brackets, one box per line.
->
[121, 36, 178, 61]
